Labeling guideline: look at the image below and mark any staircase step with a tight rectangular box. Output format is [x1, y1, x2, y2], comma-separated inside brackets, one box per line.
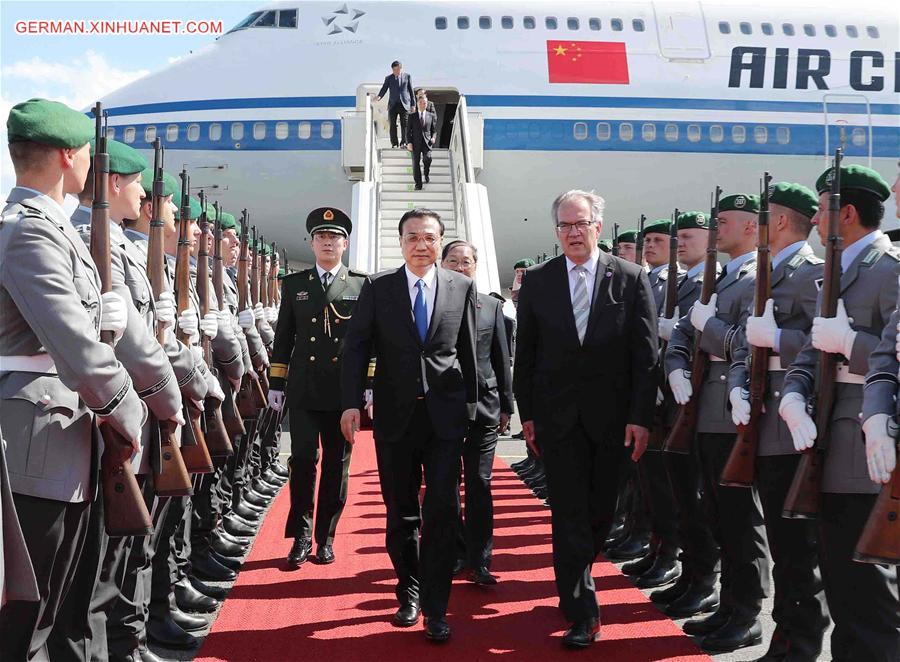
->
[381, 181, 452, 193]
[380, 192, 453, 204]
[381, 199, 455, 212]
[381, 174, 451, 185]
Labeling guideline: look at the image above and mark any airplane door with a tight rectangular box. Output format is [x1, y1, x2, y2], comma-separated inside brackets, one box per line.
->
[823, 93, 873, 166]
[653, 1, 711, 61]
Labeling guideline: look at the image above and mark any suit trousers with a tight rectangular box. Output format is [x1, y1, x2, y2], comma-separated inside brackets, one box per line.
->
[458, 422, 499, 569]
[388, 103, 408, 148]
[697, 432, 770, 623]
[0, 495, 90, 661]
[820, 492, 900, 662]
[411, 147, 431, 187]
[284, 408, 353, 546]
[637, 450, 679, 557]
[375, 400, 463, 618]
[541, 418, 625, 623]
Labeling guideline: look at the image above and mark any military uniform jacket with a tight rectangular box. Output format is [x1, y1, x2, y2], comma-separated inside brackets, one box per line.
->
[648, 264, 683, 315]
[270, 265, 366, 411]
[666, 256, 757, 434]
[862, 305, 900, 424]
[227, 266, 269, 372]
[727, 243, 823, 455]
[189, 260, 244, 383]
[783, 233, 900, 493]
[0, 188, 143, 502]
[473, 293, 514, 426]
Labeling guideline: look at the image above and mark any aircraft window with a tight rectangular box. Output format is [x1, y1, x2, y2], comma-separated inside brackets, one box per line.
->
[754, 126, 768, 143]
[776, 126, 790, 144]
[458, 17, 469, 30]
[782, 23, 795, 36]
[105, 127, 115, 141]
[298, 122, 311, 139]
[321, 122, 334, 140]
[740, 22, 752, 35]
[209, 123, 222, 141]
[567, 18, 579, 30]
[254, 11, 276, 27]
[866, 26, 879, 38]
[123, 127, 135, 144]
[732, 125, 746, 143]
[824, 24, 837, 37]
[596, 123, 611, 140]
[479, 17, 491, 29]
[187, 124, 200, 142]
[851, 128, 866, 146]
[803, 24, 815, 37]
[231, 123, 243, 141]
[619, 123, 633, 141]
[611, 18, 624, 32]
[664, 124, 678, 141]
[718, 22, 731, 35]
[253, 122, 266, 140]
[501, 16, 513, 29]
[573, 122, 588, 141]
[846, 25, 858, 38]
[275, 122, 289, 140]
[710, 125, 724, 143]
[166, 124, 178, 142]
[641, 123, 656, 141]
[687, 125, 701, 143]
[546, 17, 558, 30]
[633, 19, 645, 32]
[524, 16, 536, 29]
[589, 18, 601, 31]
[230, 11, 262, 33]
[278, 10, 298, 29]
[761, 23, 774, 36]
[145, 126, 157, 143]
[435, 17, 447, 30]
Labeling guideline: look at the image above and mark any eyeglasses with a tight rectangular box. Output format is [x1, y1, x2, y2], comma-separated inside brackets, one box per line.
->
[403, 234, 438, 246]
[443, 258, 475, 267]
[556, 221, 596, 234]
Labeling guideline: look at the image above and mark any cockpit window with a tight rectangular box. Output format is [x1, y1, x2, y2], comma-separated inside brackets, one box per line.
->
[279, 9, 298, 28]
[229, 11, 263, 33]
[255, 11, 276, 27]
[228, 9, 299, 34]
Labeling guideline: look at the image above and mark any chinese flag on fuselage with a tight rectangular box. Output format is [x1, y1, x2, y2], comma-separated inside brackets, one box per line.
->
[546, 40, 630, 84]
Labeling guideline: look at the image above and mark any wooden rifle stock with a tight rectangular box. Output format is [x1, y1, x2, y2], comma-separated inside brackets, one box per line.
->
[248, 226, 269, 408]
[783, 149, 844, 519]
[722, 173, 773, 487]
[664, 189, 721, 454]
[89, 104, 154, 536]
[236, 211, 260, 417]
[854, 418, 900, 564]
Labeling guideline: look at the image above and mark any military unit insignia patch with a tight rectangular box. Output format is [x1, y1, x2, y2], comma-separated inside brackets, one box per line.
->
[297, 291, 309, 300]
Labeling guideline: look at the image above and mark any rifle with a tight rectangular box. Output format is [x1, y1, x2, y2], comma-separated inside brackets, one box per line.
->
[259, 235, 269, 309]
[783, 149, 844, 519]
[664, 188, 722, 454]
[197, 190, 233, 458]
[249, 226, 270, 404]
[90, 103, 154, 536]
[612, 222, 620, 257]
[146, 142, 192, 497]
[175, 170, 213, 474]
[236, 211, 266, 417]
[635, 214, 646, 266]
[269, 242, 278, 305]
[721, 172, 773, 487]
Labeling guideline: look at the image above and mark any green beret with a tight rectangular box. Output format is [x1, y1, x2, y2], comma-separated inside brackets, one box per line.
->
[7, 98, 93, 148]
[616, 230, 638, 244]
[277, 267, 286, 279]
[677, 211, 710, 230]
[174, 196, 202, 221]
[597, 240, 612, 253]
[306, 206, 351, 237]
[256, 242, 270, 256]
[138, 167, 178, 197]
[514, 258, 535, 269]
[98, 139, 147, 175]
[815, 164, 890, 201]
[642, 219, 671, 236]
[219, 211, 237, 231]
[767, 182, 818, 219]
[203, 202, 218, 221]
[719, 193, 760, 214]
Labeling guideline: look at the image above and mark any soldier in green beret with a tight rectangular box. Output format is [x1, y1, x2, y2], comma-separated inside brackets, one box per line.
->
[510, 257, 535, 306]
[269, 207, 367, 568]
[0, 99, 145, 659]
[597, 239, 612, 254]
[616, 229, 639, 264]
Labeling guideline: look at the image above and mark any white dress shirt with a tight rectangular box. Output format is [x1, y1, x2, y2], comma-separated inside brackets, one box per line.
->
[565, 249, 600, 309]
[405, 263, 437, 328]
[316, 262, 342, 288]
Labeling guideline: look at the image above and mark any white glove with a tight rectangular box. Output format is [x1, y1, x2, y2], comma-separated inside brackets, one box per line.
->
[216, 309, 233, 334]
[730, 387, 751, 427]
[205, 372, 225, 402]
[658, 306, 679, 341]
[746, 298, 778, 349]
[253, 302, 265, 321]
[200, 312, 219, 340]
[266, 306, 278, 323]
[655, 387, 664, 407]
[364, 388, 374, 417]
[100, 291, 128, 345]
[779, 392, 817, 451]
[238, 308, 254, 331]
[668, 369, 692, 405]
[155, 291, 176, 330]
[690, 293, 717, 333]
[811, 299, 857, 357]
[177, 308, 200, 343]
[862, 413, 897, 484]
[268, 389, 284, 412]
[190, 345, 204, 366]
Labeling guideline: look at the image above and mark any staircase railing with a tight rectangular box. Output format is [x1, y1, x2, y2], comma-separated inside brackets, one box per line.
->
[348, 94, 380, 273]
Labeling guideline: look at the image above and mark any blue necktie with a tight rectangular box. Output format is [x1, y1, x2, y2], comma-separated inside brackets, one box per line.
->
[414, 279, 427, 342]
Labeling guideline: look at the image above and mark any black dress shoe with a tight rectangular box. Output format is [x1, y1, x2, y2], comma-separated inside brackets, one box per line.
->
[263, 469, 286, 485]
[605, 534, 651, 561]
[622, 550, 657, 576]
[223, 516, 256, 538]
[232, 503, 261, 522]
[562, 618, 600, 649]
[189, 576, 228, 601]
[316, 545, 335, 564]
[425, 175, 430, 184]
[287, 537, 312, 568]
[510, 457, 533, 471]
[174, 578, 219, 613]
[216, 528, 252, 546]
[270, 462, 289, 477]
[634, 557, 680, 589]
[238, 498, 266, 514]
[138, 647, 164, 662]
[424, 616, 450, 642]
[452, 558, 466, 575]
[682, 607, 732, 635]
[664, 586, 719, 619]
[191, 552, 237, 582]
[414, 184, 423, 191]
[392, 602, 420, 627]
[228, 512, 259, 529]
[212, 536, 247, 559]
[170, 606, 208, 632]
[147, 612, 200, 649]
[210, 549, 242, 571]
[701, 619, 763, 653]
[243, 490, 270, 507]
[650, 574, 692, 605]
[251, 480, 279, 496]
[468, 567, 498, 585]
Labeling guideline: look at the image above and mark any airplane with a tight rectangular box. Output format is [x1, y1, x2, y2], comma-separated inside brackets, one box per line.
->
[94, 0, 899, 286]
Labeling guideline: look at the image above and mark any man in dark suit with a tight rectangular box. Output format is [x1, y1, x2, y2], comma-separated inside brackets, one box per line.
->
[376, 60, 414, 148]
[341, 208, 477, 643]
[442, 240, 513, 586]
[514, 189, 658, 649]
[406, 93, 436, 190]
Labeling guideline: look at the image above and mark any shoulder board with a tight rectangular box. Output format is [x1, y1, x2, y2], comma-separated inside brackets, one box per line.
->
[348, 269, 369, 277]
[805, 254, 825, 265]
[862, 246, 885, 265]
[739, 260, 757, 275]
[884, 246, 900, 262]
[787, 253, 806, 269]
[657, 270, 669, 281]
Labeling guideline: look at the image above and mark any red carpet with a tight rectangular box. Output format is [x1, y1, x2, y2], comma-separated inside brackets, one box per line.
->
[198, 434, 709, 661]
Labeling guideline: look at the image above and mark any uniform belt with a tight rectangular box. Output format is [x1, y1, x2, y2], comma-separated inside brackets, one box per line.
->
[708, 355, 725, 362]
[835, 363, 865, 385]
[0, 354, 57, 374]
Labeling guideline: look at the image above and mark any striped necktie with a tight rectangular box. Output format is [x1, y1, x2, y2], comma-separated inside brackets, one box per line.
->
[572, 265, 590, 344]
[322, 272, 331, 290]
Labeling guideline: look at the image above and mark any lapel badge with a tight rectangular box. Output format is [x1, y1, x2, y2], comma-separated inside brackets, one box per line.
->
[605, 270, 613, 278]
[297, 291, 309, 301]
